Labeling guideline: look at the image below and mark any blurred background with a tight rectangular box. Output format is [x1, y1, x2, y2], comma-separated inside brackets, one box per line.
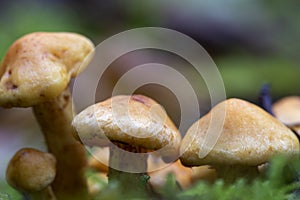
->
[0, 0, 299, 196]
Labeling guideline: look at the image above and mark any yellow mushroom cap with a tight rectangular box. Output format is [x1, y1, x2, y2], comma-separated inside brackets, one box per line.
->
[273, 96, 300, 126]
[0, 32, 94, 107]
[6, 148, 57, 192]
[180, 98, 299, 167]
[72, 95, 181, 159]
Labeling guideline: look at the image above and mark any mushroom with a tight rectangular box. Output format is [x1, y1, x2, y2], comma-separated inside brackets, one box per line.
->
[6, 148, 57, 200]
[190, 165, 217, 184]
[149, 160, 192, 191]
[72, 95, 181, 197]
[0, 32, 94, 199]
[273, 96, 300, 135]
[180, 98, 299, 183]
[88, 147, 109, 173]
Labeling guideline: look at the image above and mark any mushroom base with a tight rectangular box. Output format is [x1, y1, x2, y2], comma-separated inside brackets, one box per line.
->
[214, 165, 259, 184]
[107, 141, 150, 198]
[27, 187, 56, 200]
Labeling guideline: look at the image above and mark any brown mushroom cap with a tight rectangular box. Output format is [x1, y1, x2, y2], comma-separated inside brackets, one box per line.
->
[0, 32, 94, 107]
[73, 95, 181, 158]
[180, 98, 299, 167]
[273, 96, 300, 126]
[6, 148, 56, 192]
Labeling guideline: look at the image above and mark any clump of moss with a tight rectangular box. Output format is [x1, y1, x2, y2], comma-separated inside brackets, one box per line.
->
[3, 155, 300, 200]
[159, 155, 300, 200]
[91, 155, 300, 200]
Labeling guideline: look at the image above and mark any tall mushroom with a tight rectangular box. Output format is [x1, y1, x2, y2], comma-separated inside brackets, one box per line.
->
[6, 148, 57, 200]
[273, 96, 300, 135]
[0, 32, 94, 199]
[180, 98, 299, 183]
[72, 95, 181, 197]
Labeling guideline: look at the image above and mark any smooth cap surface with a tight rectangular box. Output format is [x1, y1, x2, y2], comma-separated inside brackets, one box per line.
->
[273, 96, 300, 126]
[180, 98, 299, 167]
[0, 32, 94, 107]
[6, 148, 57, 192]
[72, 95, 181, 158]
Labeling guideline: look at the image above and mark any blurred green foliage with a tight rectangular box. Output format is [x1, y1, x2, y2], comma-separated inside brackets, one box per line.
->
[82, 155, 300, 200]
[0, 1, 86, 60]
[0, 182, 22, 200]
[217, 56, 300, 100]
[2, 155, 300, 199]
[161, 155, 300, 200]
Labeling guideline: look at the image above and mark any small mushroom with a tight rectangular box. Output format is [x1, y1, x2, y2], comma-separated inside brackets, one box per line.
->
[88, 147, 109, 173]
[180, 98, 299, 183]
[190, 165, 217, 184]
[6, 148, 57, 200]
[149, 160, 192, 191]
[0, 32, 94, 199]
[72, 95, 181, 196]
[273, 96, 300, 135]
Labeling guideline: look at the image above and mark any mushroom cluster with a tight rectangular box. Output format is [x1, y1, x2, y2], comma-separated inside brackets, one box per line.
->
[1, 32, 94, 200]
[1, 32, 300, 199]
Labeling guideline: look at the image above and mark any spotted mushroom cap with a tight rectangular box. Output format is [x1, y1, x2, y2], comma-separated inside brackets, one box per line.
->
[6, 148, 57, 192]
[72, 95, 181, 159]
[180, 98, 299, 167]
[273, 96, 300, 126]
[0, 32, 94, 107]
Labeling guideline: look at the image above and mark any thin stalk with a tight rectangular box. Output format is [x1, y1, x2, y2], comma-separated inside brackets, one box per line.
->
[107, 142, 149, 198]
[33, 89, 88, 200]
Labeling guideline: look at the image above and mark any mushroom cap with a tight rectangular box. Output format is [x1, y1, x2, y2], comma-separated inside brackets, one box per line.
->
[6, 148, 57, 192]
[180, 98, 299, 167]
[273, 96, 300, 126]
[72, 95, 181, 158]
[0, 32, 94, 107]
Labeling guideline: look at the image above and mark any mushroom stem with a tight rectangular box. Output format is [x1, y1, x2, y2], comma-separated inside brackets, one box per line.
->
[28, 187, 57, 200]
[33, 89, 88, 200]
[107, 142, 149, 197]
[214, 165, 259, 184]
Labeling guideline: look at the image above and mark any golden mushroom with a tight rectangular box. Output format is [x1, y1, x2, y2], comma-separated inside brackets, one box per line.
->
[88, 147, 109, 173]
[6, 148, 57, 200]
[0, 32, 94, 200]
[149, 160, 192, 191]
[72, 95, 181, 197]
[190, 165, 217, 184]
[273, 96, 300, 135]
[180, 98, 299, 183]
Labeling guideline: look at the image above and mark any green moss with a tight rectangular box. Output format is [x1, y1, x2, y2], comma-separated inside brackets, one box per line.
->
[170, 155, 300, 200]
[0, 182, 22, 200]
[82, 155, 300, 199]
[2, 155, 300, 199]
